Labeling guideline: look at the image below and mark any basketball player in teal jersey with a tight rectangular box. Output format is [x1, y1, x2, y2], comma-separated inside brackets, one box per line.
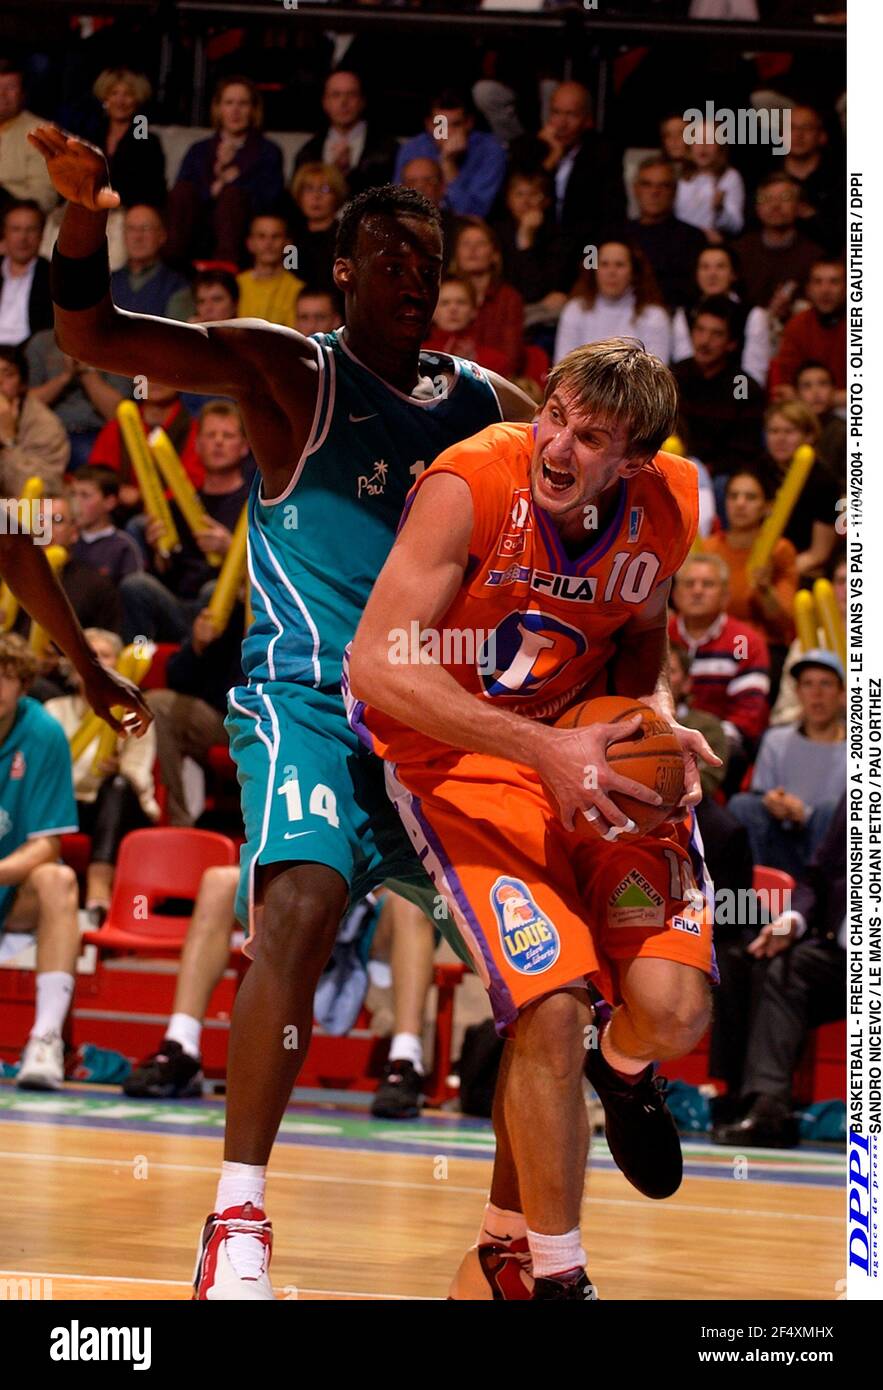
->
[30, 125, 536, 1298]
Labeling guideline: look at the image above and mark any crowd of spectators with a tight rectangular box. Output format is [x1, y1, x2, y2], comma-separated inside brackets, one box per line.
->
[0, 21, 847, 1134]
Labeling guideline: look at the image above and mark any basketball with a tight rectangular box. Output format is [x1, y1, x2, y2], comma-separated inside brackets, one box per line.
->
[556, 695, 685, 838]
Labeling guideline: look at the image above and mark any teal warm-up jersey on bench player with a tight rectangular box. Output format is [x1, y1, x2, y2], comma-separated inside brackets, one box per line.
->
[226, 330, 502, 940]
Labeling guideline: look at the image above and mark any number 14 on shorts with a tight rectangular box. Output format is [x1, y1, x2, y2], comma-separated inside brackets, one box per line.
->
[278, 767, 340, 828]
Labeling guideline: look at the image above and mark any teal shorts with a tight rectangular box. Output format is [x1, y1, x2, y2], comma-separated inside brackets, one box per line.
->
[226, 681, 438, 941]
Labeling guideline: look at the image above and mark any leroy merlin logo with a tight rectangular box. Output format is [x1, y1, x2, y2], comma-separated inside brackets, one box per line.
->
[608, 870, 665, 929]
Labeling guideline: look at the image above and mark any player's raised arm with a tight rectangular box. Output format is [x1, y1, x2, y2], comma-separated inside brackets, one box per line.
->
[348, 473, 660, 831]
[484, 370, 538, 424]
[27, 127, 319, 485]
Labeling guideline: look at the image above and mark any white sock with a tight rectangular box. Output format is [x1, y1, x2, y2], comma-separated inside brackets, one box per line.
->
[31, 972, 74, 1039]
[527, 1227, 586, 1279]
[215, 1162, 269, 1280]
[389, 1031, 424, 1075]
[216, 1161, 266, 1214]
[166, 1012, 202, 1060]
[478, 1202, 527, 1248]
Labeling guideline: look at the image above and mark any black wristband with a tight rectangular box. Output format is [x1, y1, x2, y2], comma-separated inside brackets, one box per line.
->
[50, 243, 111, 312]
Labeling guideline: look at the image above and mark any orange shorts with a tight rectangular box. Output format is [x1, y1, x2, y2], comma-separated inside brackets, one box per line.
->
[385, 750, 715, 1033]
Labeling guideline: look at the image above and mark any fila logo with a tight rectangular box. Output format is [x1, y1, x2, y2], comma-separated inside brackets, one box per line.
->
[531, 571, 597, 602]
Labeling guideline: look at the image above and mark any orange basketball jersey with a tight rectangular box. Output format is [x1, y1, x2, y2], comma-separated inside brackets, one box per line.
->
[352, 420, 699, 765]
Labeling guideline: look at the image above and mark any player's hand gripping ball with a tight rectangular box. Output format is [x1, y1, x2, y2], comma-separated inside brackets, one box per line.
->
[556, 695, 685, 839]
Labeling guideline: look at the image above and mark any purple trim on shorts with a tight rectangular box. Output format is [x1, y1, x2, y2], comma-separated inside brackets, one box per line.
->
[340, 648, 376, 753]
[405, 782, 518, 1033]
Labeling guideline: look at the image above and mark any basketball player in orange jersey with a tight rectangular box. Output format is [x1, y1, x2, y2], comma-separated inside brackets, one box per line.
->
[349, 339, 722, 1299]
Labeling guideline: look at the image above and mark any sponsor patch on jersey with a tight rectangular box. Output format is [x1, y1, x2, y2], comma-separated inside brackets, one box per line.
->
[485, 564, 531, 588]
[607, 870, 665, 929]
[497, 489, 532, 556]
[491, 876, 560, 975]
[531, 571, 598, 602]
[671, 914, 702, 936]
[10, 750, 25, 780]
[628, 506, 644, 543]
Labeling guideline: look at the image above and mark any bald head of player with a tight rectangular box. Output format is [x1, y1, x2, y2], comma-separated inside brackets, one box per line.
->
[530, 337, 678, 543]
[332, 184, 444, 368]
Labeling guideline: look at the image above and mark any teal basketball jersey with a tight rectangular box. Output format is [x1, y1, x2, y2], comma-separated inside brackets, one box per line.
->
[242, 331, 502, 690]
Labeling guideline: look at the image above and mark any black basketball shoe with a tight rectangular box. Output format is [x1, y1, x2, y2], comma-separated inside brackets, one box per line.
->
[371, 1059, 424, 1119]
[532, 1270, 599, 1300]
[123, 1039, 203, 1099]
[585, 1042, 683, 1199]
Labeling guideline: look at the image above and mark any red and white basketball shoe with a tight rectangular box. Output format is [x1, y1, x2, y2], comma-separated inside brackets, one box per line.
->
[447, 1238, 534, 1300]
[193, 1203, 275, 1300]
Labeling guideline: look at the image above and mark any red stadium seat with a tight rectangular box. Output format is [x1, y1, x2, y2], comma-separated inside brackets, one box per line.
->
[80, 827, 238, 954]
[752, 864, 796, 899]
[140, 642, 180, 693]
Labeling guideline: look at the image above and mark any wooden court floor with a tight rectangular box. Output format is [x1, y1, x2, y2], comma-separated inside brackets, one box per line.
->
[0, 1085, 844, 1301]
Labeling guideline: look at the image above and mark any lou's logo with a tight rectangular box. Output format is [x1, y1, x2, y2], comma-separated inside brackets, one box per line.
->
[490, 877, 560, 975]
[479, 610, 586, 699]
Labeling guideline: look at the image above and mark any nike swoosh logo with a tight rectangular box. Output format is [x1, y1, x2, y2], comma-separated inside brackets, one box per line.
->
[349, 412, 377, 423]
[283, 830, 315, 840]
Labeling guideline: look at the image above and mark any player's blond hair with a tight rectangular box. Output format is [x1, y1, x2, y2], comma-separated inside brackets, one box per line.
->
[544, 337, 679, 457]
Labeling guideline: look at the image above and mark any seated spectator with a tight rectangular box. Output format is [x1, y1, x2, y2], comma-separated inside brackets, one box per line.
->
[659, 111, 690, 179]
[121, 872, 388, 1100]
[370, 893, 439, 1120]
[449, 219, 524, 378]
[508, 81, 625, 259]
[35, 493, 122, 637]
[191, 268, 239, 324]
[295, 285, 342, 337]
[70, 466, 144, 585]
[288, 162, 347, 292]
[180, 270, 240, 420]
[668, 642, 753, 934]
[0, 634, 78, 1092]
[769, 258, 846, 404]
[1, 199, 51, 348]
[554, 239, 670, 366]
[120, 402, 250, 642]
[794, 360, 846, 486]
[293, 70, 396, 198]
[0, 344, 69, 495]
[165, 76, 284, 270]
[732, 174, 823, 314]
[671, 245, 771, 387]
[761, 401, 839, 578]
[675, 121, 744, 241]
[25, 328, 126, 472]
[399, 157, 458, 263]
[728, 649, 845, 880]
[145, 603, 244, 827]
[89, 380, 203, 512]
[0, 58, 57, 215]
[712, 792, 846, 1148]
[669, 553, 770, 793]
[626, 157, 707, 312]
[771, 552, 846, 726]
[90, 68, 166, 212]
[671, 296, 765, 482]
[702, 471, 798, 682]
[122, 865, 240, 1097]
[423, 276, 509, 376]
[777, 103, 843, 253]
[45, 627, 159, 928]
[111, 205, 192, 321]
[394, 88, 506, 220]
[236, 213, 303, 328]
[492, 171, 572, 333]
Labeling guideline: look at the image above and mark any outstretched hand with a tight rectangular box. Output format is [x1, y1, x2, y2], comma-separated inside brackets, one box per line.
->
[81, 662, 152, 737]
[26, 125, 120, 211]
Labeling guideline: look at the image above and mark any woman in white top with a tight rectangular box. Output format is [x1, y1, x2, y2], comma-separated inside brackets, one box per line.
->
[672, 244, 771, 385]
[553, 240, 671, 365]
[675, 123, 744, 240]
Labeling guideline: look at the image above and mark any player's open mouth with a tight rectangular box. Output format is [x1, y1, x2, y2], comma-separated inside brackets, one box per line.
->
[542, 460, 575, 493]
